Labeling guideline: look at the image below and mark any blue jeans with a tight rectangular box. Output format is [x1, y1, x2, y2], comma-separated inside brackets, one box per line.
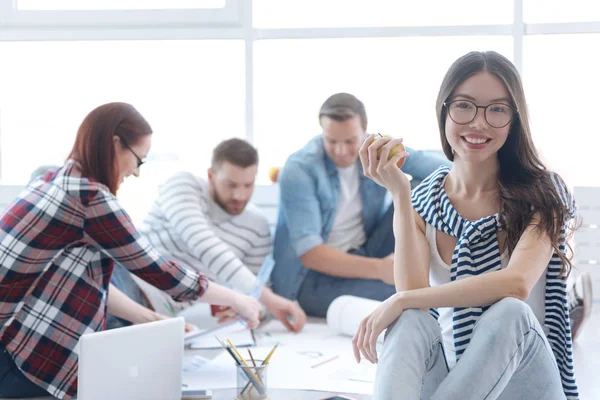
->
[106, 264, 150, 330]
[297, 204, 396, 317]
[375, 298, 565, 400]
[0, 344, 49, 398]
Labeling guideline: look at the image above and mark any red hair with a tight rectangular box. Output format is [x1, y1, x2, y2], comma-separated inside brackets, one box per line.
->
[68, 102, 152, 195]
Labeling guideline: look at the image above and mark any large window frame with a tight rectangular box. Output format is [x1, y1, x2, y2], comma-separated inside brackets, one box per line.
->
[0, 0, 599, 174]
[0, 0, 240, 27]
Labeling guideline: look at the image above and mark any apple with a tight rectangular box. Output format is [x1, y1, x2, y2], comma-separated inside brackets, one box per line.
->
[372, 134, 406, 168]
[268, 166, 280, 183]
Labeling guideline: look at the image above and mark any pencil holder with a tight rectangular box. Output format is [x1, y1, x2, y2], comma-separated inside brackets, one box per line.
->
[236, 360, 268, 400]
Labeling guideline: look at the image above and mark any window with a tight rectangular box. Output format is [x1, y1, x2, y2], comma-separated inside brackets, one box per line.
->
[253, 36, 513, 181]
[524, 34, 600, 187]
[0, 0, 597, 221]
[1, 0, 239, 27]
[254, 0, 513, 28]
[0, 40, 245, 223]
[524, 0, 600, 23]
[17, 0, 225, 11]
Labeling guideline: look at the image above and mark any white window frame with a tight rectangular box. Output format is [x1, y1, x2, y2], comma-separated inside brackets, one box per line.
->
[0, 0, 600, 148]
[0, 0, 241, 27]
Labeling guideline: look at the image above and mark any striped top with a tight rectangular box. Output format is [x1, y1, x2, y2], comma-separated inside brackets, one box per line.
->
[425, 222, 550, 368]
[139, 172, 271, 297]
[412, 166, 578, 399]
[0, 161, 208, 399]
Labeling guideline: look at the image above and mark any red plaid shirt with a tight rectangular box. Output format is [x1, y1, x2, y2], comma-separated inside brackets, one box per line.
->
[0, 160, 208, 399]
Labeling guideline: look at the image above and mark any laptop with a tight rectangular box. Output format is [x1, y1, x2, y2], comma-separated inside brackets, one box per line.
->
[78, 317, 185, 400]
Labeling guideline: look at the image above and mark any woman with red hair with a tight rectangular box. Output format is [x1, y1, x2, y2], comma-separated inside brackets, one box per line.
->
[0, 102, 261, 399]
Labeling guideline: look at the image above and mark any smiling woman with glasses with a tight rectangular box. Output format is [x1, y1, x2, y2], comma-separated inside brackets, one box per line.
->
[354, 51, 578, 400]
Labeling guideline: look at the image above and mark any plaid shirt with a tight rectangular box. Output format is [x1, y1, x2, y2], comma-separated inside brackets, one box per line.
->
[0, 160, 208, 399]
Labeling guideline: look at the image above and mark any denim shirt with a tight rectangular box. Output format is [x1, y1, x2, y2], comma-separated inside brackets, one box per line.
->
[271, 135, 451, 300]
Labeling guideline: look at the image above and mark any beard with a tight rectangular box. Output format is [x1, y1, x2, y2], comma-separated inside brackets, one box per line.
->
[212, 188, 247, 216]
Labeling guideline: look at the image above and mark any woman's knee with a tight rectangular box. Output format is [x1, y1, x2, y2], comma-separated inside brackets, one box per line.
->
[385, 309, 440, 342]
[476, 297, 536, 333]
[491, 297, 534, 318]
[378, 310, 445, 382]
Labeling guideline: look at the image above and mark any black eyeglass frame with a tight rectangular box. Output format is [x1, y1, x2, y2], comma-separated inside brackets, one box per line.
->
[443, 99, 519, 128]
[121, 139, 145, 168]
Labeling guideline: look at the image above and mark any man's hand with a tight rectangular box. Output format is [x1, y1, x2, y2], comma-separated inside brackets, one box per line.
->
[213, 306, 240, 324]
[261, 288, 307, 333]
[377, 253, 395, 285]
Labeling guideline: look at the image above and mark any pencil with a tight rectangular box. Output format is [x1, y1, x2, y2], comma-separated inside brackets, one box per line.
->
[349, 377, 374, 383]
[248, 349, 257, 368]
[215, 336, 227, 350]
[245, 348, 260, 396]
[311, 355, 340, 369]
[164, 302, 177, 317]
[261, 343, 279, 365]
[250, 328, 256, 345]
[215, 337, 240, 365]
[227, 339, 250, 367]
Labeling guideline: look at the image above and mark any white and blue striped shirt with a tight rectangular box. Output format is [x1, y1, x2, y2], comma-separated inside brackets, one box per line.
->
[412, 166, 578, 399]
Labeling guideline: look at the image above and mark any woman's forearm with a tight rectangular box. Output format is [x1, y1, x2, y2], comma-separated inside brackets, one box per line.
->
[397, 268, 526, 310]
[107, 283, 160, 324]
[198, 282, 240, 307]
[393, 194, 430, 291]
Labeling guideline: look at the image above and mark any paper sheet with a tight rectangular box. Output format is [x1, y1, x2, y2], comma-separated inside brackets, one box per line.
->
[181, 296, 384, 394]
[182, 355, 210, 373]
[186, 320, 254, 349]
[254, 319, 344, 350]
[181, 346, 375, 394]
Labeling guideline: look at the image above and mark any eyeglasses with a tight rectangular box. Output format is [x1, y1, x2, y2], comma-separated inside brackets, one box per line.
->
[444, 99, 518, 128]
[121, 140, 145, 168]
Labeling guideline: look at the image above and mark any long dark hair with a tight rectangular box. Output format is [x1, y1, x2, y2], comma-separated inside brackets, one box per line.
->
[435, 51, 576, 275]
[68, 102, 152, 195]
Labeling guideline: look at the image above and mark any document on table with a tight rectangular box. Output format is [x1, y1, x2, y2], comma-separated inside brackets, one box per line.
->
[182, 355, 210, 373]
[181, 345, 375, 394]
[185, 320, 255, 349]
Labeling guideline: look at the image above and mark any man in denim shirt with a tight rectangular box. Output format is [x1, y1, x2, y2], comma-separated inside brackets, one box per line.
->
[271, 93, 451, 317]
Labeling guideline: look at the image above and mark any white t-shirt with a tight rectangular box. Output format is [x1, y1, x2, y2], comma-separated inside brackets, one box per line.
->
[326, 163, 366, 252]
[426, 222, 547, 369]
